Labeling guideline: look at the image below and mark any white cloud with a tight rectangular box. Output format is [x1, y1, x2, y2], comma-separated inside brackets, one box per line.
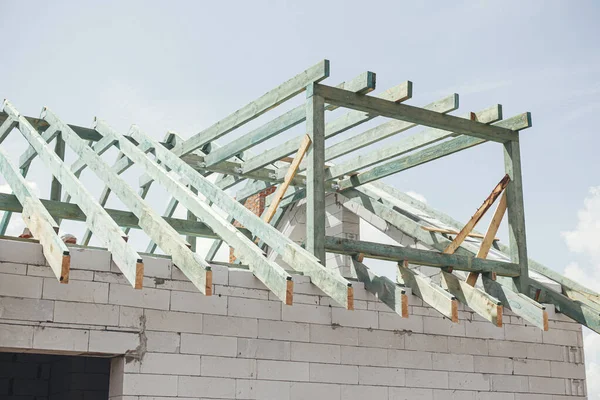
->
[406, 190, 427, 204]
[562, 186, 600, 398]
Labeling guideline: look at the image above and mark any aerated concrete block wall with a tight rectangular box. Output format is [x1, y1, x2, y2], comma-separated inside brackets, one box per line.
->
[0, 238, 588, 399]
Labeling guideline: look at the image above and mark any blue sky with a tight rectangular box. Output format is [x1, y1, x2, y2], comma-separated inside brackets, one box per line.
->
[1, 0, 599, 396]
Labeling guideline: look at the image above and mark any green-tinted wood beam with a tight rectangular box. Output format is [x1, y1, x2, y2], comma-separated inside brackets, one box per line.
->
[50, 134, 65, 202]
[204, 71, 376, 167]
[241, 81, 412, 174]
[305, 83, 326, 263]
[124, 120, 353, 309]
[179, 60, 330, 157]
[352, 258, 408, 318]
[323, 236, 519, 277]
[326, 105, 501, 180]
[503, 139, 530, 292]
[2, 101, 144, 289]
[0, 147, 70, 282]
[186, 186, 198, 252]
[313, 83, 519, 143]
[337, 113, 531, 191]
[0, 112, 102, 141]
[103, 123, 294, 304]
[147, 197, 179, 253]
[0, 114, 17, 144]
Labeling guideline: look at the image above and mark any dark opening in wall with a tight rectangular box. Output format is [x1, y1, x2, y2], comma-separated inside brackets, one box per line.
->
[0, 352, 110, 399]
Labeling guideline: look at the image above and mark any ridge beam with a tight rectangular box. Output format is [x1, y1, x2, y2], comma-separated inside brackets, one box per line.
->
[125, 120, 354, 309]
[2, 100, 144, 289]
[0, 147, 70, 282]
[179, 59, 331, 156]
[204, 71, 376, 167]
[313, 83, 518, 142]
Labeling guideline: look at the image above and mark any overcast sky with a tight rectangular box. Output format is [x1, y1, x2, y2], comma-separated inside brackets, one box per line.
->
[1, 1, 599, 396]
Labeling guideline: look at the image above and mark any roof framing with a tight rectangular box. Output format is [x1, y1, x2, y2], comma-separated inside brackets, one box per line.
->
[0, 59, 597, 334]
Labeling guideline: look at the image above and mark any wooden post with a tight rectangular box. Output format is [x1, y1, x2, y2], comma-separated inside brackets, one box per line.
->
[305, 83, 326, 263]
[187, 186, 198, 252]
[50, 134, 65, 202]
[504, 139, 529, 292]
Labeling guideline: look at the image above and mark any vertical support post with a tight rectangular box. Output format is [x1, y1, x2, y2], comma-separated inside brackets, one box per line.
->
[187, 186, 198, 252]
[305, 83, 326, 263]
[50, 134, 65, 202]
[503, 139, 529, 292]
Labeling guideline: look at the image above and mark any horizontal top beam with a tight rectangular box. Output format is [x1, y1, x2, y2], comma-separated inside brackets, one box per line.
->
[312, 84, 523, 143]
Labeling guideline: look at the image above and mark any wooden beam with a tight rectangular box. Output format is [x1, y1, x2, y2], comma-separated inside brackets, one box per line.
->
[0, 147, 70, 282]
[336, 113, 531, 191]
[312, 83, 519, 143]
[50, 134, 65, 202]
[125, 120, 353, 309]
[398, 260, 458, 322]
[204, 72, 376, 167]
[421, 226, 499, 241]
[352, 258, 408, 318]
[466, 192, 508, 285]
[263, 135, 311, 224]
[323, 236, 520, 277]
[0, 114, 17, 144]
[179, 60, 330, 156]
[102, 124, 294, 304]
[2, 100, 144, 289]
[147, 196, 179, 253]
[241, 81, 412, 174]
[0, 112, 102, 141]
[305, 84, 326, 263]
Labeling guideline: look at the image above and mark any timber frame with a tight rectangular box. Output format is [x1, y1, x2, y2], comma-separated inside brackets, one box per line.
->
[0, 59, 598, 334]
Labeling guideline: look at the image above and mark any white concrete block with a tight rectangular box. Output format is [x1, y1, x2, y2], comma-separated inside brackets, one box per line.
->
[214, 284, 269, 300]
[357, 328, 405, 350]
[389, 387, 433, 400]
[0, 296, 53, 321]
[505, 324, 543, 343]
[54, 301, 118, 326]
[378, 311, 424, 333]
[145, 331, 180, 353]
[257, 360, 309, 381]
[310, 323, 358, 346]
[332, 307, 377, 329]
[201, 355, 256, 378]
[178, 376, 236, 398]
[145, 309, 202, 334]
[170, 290, 227, 315]
[528, 376, 566, 395]
[513, 358, 551, 377]
[448, 372, 490, 391]
[228, 269, 267, 290]
[340, 384, 389, 400]
[203, 314, 257, 338]
[139, 352, 200, 375]
[432, 353, 474, 372]
[0, 274, 43, 299]
[0, 261, 27, 275]
[490, 374, 529, 393]
[69, 247, 112, 272]
[340, 345, 387, 367]
[477, 393, 516, 400]
[89, 330, 139, 354]
[236, 379, 291, 400]
[93, 271, 130, 285]
[447, 336, 488, 356]
[33, 326, 89, 352]
[358, 366, 405, 386]
[289, 382, 338, 400]
[180, 333, 237, 357]
[238, 338, 290, 360]
[43, 278, 108, 303]
[291, 342, 340, 364]
[119, 306, 144, 329]
[473, 355, 513, 374]
[465, 321, 505, 340]
[108, 284, 170, 310]
[405, 369, 449, 389]
[282, 303, 331, 324]
[423, 316, 466, 337]
[488, 340, 528, 358]
[140, 256, 172, 279]
[309, 363, 358, 384]
[0, 239, 46, 265]
[405, 333, 448, 353]
[0, 323, 34, 348]
[549, 361, 586, 379]
[542, 329, 579, 346]
[388, 349, 433, 370]
[258, 320, 309, 342]
[526, 343, 565, 361]
[229, 296, 281, 320]
[123, 373, 177, 396]
[433, 389, 477, 399]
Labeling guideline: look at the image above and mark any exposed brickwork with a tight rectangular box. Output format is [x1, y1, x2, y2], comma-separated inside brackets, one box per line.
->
[229, 186, 276, 263]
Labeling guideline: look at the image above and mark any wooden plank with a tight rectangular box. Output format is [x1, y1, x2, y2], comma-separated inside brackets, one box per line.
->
[241, 81, 412, 174]
[398, 260, 458, 322]
[0, 147, 70, 282]
[336, 113, 531, 191]
[352, 258, 408, 318]
[326, 105, 500, 179]
[305, 84, 326, 263]
[442, 174, 510, 257]
[204, 72, 375, 167]
[0, 112, 102, 141]
[179, 60, 330, 156]
[323, 236, 520, 277]
[50, 134, 66, 202]
[125, 120, 353, 309]
[421, 226, 498, 241]
[466, 192, 508, 286]
[103, 124, 294, 304]
[504, 139, 530, 292]
[263, 135, 311, 224]
[313, 83, 518, 143]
